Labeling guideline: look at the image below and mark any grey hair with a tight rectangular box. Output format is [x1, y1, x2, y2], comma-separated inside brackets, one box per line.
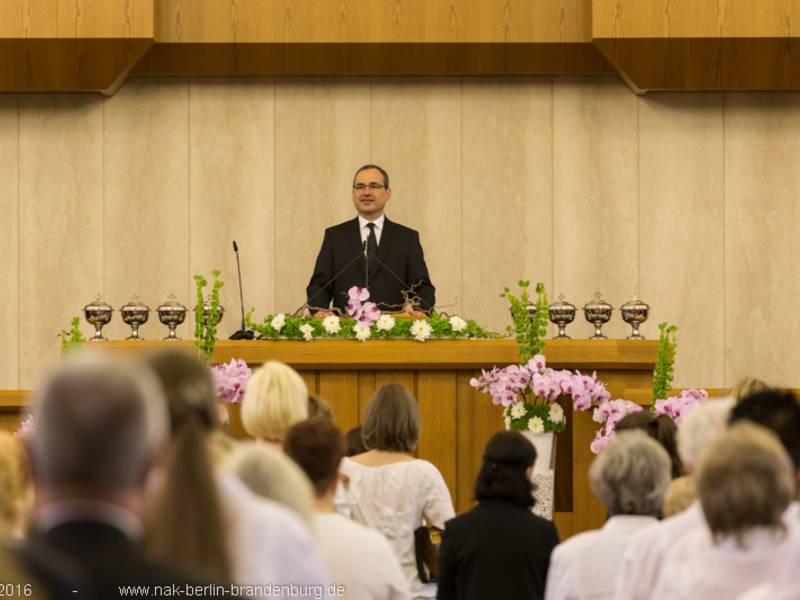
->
[677, 398, 735, 469]
[220, 442, 314, 526]
[30, 352, 168, 491]
[589, 430, 672, 517]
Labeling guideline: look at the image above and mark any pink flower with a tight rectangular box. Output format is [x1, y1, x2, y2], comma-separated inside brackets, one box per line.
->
[212, 358, 252, 404]
[348, 286, 370, 302]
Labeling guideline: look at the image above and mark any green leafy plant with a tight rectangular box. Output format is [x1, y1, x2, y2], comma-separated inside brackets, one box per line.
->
[57, 316, 86, 355]
[502, 280, 549, 363]
[194, 270, 224, 362]
[652, 322, 678, 403]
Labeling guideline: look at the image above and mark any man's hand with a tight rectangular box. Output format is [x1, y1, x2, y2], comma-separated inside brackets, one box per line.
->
[403, 305, 427, 319]
[313, 310, 336, 319]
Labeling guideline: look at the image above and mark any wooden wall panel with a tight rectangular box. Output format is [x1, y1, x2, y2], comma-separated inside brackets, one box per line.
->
[0, 0, 153, 38]
[417, 371, 457, 497]
[103, 78, 190, 342]
[553, 77, 638, 340]
[638, 94, 725, 387]
[370, 79, 461, 315]
[0, 97, 18, 389]
[17, 96, 103, 387]
[455, 372, 476, 512]
[319, 371, 360, 433]
[189, 78, 276, 333]
[461, 79, 553, 334]
[273, 81, 370, 314]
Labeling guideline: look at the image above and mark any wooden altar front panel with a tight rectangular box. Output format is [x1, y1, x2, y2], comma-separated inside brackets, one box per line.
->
[2, 339, 656, 538]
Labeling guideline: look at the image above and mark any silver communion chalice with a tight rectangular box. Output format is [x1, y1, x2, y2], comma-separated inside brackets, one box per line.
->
[121, 296, 150, 340]
[83, 294, 113, 341]
[157, 295, 187, 340]
[549, 295, 576, 340]
[621, 294, 650, 340]
[583, 292, 613, 340]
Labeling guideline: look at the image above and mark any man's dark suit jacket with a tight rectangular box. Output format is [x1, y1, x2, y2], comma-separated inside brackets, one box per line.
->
[436, 500, 560, 600]
[306, 217, 435, 313]
[17, 520, 212, 600]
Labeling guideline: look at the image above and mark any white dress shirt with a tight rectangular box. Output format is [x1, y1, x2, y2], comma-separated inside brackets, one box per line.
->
[359, 214, 385, 246]
[315, 512, 410, 600]
[651, 526, 791, 600]
[545, 514, 656, 600]
[614, 502, 707, 600]
[217, 474, 330, 599]
[339, 458, 455, 600]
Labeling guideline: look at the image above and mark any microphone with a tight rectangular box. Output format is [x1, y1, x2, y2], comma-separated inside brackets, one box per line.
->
[229, 240, 255, 340]
[296, 241, 367, 316]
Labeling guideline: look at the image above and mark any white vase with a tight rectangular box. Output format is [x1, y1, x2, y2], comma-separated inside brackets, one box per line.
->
[520, 430, 556, 474]
[520, 430, 556, 520]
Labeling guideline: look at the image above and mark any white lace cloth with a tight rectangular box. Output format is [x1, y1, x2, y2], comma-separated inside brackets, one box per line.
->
[339, 458, 455, 600]
[531, 470, 555, 520]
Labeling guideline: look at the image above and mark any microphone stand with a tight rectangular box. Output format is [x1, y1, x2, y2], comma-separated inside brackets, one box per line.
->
[229, 240, 255, 340]
[294, 241, 367, 316]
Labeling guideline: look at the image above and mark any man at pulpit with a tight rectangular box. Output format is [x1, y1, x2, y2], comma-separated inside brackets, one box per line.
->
[306, 164, 436, 315]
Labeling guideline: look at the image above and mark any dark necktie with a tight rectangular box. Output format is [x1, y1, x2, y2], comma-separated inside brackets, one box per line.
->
[366, 223, 378, 270]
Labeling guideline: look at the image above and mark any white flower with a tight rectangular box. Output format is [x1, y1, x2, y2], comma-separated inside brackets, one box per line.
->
[410, 319, 433, 342]
[449, 315, 467, 333]
[322, 315, 341, 334]
[354, 323, 372, 342]
[527, 416, 545, 434]
[548, 403, 565, 423]
[271, 313, 286, 332]
[299, 323, 314, 341]
[510, 403, 527, 419]
[376, 314, 396, 332]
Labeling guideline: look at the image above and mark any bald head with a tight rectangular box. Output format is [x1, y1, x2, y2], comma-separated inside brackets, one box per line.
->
[29, 354, 168, 494]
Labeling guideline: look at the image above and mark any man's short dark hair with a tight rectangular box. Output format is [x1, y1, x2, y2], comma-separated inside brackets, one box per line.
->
[730, 389, 800, 471]
[353, 164, 390, 188]
[475, 431, 537, 508]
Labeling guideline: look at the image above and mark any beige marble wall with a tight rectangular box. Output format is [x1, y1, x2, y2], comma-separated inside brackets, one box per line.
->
[4, 78, 800, 390]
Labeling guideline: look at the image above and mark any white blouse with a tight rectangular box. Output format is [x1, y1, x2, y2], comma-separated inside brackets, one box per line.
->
[339, 458, 455, 600]
[545, 515, 657, 600]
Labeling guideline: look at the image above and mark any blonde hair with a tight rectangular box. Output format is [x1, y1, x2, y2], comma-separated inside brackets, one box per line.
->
[730, 377, 769, 403]
[662, 475, 696, 518]
[0, 432, 31, 538]
[221, 442, 314, 525]
[241, 362, 308, 441]
[698, 422, 794, 546]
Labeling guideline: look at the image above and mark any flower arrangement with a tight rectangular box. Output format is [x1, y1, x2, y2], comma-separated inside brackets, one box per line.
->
[212, 358, 252, 404]
[14, 414, 34, 439]
[502, 280, 549, 362]
[469, 354, 611, 433]
[194, 270, 224, 362]
[58, 316, 86, 355]
[247, 287, 499, 343]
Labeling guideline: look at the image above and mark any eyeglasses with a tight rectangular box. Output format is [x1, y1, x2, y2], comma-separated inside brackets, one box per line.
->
[353, 183, 386, 192]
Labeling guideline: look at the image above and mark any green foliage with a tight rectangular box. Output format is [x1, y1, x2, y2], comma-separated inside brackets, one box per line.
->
[652, 322, 678, 403]
[502, 280, 549, 363]
[194, 270, 224, 362]
[58, 317, 86, 355]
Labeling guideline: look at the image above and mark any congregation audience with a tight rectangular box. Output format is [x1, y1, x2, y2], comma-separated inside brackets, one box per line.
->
[437, 431, 558, 600]
[730, 376, 769, 403]
[285, 417, 411, 600]
[546, 431, 671, 600]
[143, 349, 328, 597]
[651, 422, 795, 599]
[345, 426, 368, 456]
[615, 398, 734, 600]
[221, 442, 315, 525]
[241, 360, 309, 449]
[340, 384, 455, 599]
[308, 394, 333, 420]
[17, 354, 208, 599]
[661, 475, 695, 518]
[614, 411, 685, 478]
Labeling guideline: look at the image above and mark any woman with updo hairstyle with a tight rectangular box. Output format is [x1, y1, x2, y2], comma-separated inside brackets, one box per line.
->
[615, 411, 685, 478]
[436, 431, 559, 600]
[340, 383, 454, 599]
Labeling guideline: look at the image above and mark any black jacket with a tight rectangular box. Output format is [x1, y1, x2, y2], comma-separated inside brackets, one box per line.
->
[436, 500, 560, 600]
[306, 217, 435, 313]
[17, 520, 212, 600]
